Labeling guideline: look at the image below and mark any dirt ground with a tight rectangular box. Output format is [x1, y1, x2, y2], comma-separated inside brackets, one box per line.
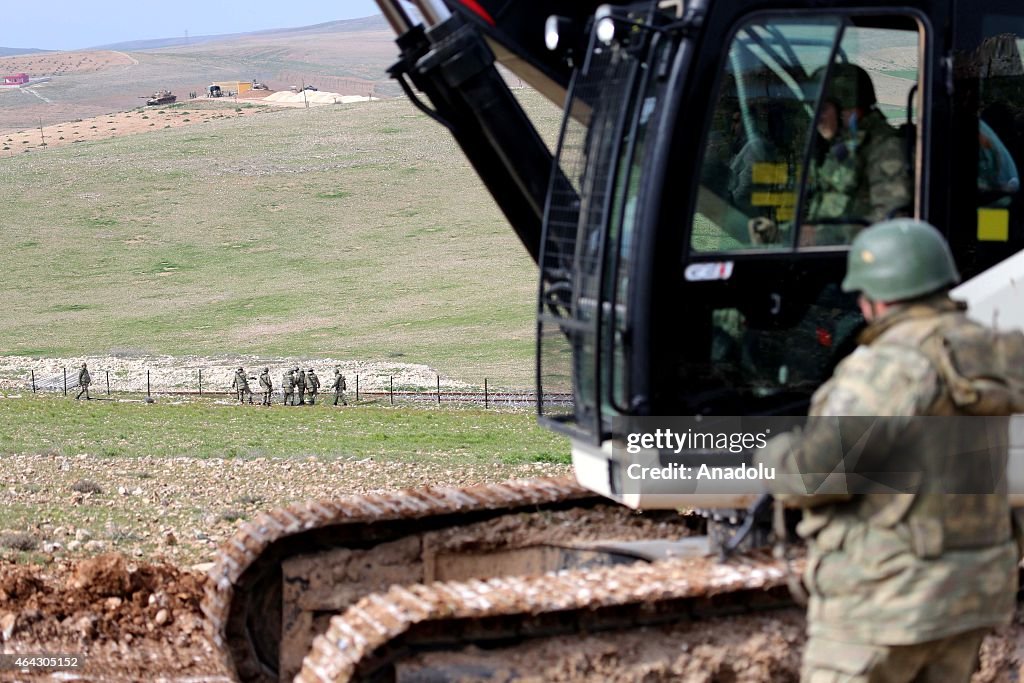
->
[1, 556, 1022, 682]
[0, 104, 272, 155]
[0, 51, 137, 78]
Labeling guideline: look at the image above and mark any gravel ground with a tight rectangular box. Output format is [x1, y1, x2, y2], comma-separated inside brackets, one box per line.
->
[0, 355, 476, 395]
[0, 452, 569, 567]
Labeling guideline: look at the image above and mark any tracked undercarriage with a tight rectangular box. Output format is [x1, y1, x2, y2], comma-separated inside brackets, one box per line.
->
[204, 479, 796, 682]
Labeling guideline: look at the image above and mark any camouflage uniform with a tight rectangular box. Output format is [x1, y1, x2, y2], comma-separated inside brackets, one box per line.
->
[282, 369, 295, 406]
[332, 369, 348, 406]
[805, 108, 912, 244]
[306, 369, 320, 405]
[76, 363, 91, 400]
[756, 221, 1022, 683]
[259, 368, 273, 406]
[295, 368, 307, 405]
[232, 368, 251, 404]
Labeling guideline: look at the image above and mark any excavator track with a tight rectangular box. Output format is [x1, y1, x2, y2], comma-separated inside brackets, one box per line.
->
[297, 553, 797, 682]
[205, 478, 703, 683]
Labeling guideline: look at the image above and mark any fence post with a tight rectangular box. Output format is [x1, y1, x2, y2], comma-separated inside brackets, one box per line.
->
[355, 375, 359, 402]
[31, 370, 35, 393]
[106, 370, 110, 396]
[199, 369, 203, 396]
[437, 375, 441, 404]
[147, 370, 151, 398]
[63, 368, 67, 396]
[389, 376, 394, 405]
[484, 378, 488, 409]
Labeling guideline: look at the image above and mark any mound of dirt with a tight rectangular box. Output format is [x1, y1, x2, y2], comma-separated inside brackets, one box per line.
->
[0, 554, 227, 678]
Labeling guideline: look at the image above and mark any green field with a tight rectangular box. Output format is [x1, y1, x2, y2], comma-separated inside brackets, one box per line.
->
[0, 395, 571, 563]
[0, 91, 563, 386]
[0, 394, 569, 463]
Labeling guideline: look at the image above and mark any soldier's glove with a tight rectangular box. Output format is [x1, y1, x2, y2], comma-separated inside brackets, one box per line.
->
[748, 217, 779, 244]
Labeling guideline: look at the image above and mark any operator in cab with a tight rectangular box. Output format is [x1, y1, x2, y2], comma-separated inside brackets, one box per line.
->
[750, 65, 912, 247]
[755, 219, 1023, 682]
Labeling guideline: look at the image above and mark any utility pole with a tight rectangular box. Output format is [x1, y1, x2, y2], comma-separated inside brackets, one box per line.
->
[302, 80, 309, 108]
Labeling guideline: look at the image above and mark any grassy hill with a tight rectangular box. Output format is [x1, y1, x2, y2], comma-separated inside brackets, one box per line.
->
[0, 90, 563, 387]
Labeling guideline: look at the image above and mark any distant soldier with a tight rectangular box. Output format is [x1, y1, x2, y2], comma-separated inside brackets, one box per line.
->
[76, 362, 91, 400]
[307, 368, 320, 405]
[232, 367, 251, 404]
[295, 367, 307, 405]
[332, 368, 348, 406]
[282, 368, 295, 406]
[259, 367, 273, 406]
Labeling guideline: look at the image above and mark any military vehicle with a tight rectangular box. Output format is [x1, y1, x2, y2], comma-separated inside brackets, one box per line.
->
[145, 90, 176, 106]
[205, 0, 1024, 681]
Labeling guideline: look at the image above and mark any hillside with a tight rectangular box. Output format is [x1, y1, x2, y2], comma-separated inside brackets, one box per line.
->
[0, 16, 399, 131]
[0, 89, 564, 387]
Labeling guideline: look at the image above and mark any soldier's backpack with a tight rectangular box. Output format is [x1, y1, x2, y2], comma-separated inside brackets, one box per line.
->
[923, 323, 1024, 416]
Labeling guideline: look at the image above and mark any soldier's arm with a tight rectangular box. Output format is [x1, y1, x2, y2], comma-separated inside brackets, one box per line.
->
[755, 344, 939, 506]
[866, 135, 912, 223]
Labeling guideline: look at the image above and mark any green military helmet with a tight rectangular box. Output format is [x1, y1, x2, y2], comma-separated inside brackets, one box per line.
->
[821, 63, 877, 111]
[842, 219, 960, 302]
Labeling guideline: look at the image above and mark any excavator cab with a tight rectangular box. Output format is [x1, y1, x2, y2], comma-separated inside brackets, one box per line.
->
[372, 0, 1024, 506]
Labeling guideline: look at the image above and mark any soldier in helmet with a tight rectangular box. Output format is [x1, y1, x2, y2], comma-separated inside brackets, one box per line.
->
[756, 219, 1022, 683]
[231, 367, 251, 404]
[805, 64, 912, 243]
[306, 368, 320, 405]
[295, 367, 307, 405]
[282, 368, 295, 406]
[750, 64, 912, 247]
[332, 368, 348, 406]
[258, 367, 273, 406]
[76, 362, 91, 400]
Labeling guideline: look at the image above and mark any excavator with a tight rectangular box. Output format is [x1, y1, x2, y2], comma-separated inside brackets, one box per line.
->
[204, 0, 1024, 681]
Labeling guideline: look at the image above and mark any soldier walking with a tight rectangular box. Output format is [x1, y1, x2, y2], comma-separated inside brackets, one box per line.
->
[282, 368, 295, 406]
[295, 367, 307, 405]
[259, 367, 273, 406]
[307, 368, 320, 405]
[232, 367, 252, 404]
[332, 368, 348, 406]
[756, 220, 1023, 683]
[76, 362, 91, 400]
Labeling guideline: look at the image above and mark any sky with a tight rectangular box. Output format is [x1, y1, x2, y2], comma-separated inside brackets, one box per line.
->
[0, 0, 385, 51]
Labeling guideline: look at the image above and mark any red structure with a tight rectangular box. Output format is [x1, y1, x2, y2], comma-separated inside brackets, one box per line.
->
[2, 73, 29, 86]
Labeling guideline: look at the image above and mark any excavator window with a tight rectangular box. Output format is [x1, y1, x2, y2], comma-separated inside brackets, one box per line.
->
[691, 14, 922, 252]
[951, 0, 1024, 264]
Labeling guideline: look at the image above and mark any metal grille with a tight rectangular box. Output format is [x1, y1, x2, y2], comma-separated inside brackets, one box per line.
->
[538, 34, 642, 434]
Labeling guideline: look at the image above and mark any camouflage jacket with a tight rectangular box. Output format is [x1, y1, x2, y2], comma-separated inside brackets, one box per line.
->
[259, 371, 272, 390]
[282, 372, 294, 392]
[805, 109, 912, 239]
[78, 368, 91, 386]
[295, 371, 306, 389]
[332, 374, 346, 391]
[307, 372, 320, 392]
[755, 296, 1019, 645]
[232, 371, 249, 390]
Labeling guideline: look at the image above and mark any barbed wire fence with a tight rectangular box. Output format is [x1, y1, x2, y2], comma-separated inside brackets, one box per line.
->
[20, 367, 572, 410]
